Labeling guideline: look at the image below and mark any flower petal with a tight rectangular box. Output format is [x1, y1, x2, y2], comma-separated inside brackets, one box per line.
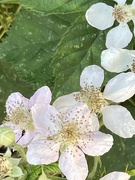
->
[26, 139, 60, 165]
[103, 72, 135, 102]
[59, 146, 88, 180]
[78, 131, 113, 156]
[63, 103, 99, 131]
[100, 171, 131, 180]
[32, 104, 62, 136]
[6, 92, 29, 116]
[106, 24, 132, 48]
[113, 0, 127, 5]
[17, 130, 35, 147]
[102, 105, 135, 138]
[101, 48, 135, 72]
[53, 92, 78, 113]
[80, 65, 104, 88]
[85, 3, 114, 30]
[29, 86, 52, 107]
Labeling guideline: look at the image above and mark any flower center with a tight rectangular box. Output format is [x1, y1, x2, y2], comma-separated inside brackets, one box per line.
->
[74, 85, 108, 114]
[5, 103, 34, 130]
[112, 5, 133, 23]
[0, 156, 12, 179]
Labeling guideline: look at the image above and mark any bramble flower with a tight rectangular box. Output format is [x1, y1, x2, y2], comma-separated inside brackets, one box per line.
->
[0, 148, 23, 180]
[100, 171, 131, 180]
[53, 65, 135, 138]
[101, 47, 135, 73]
[1, 86, 52, 147]
[26, 103, 113, 180]
[85, 0, 135, 48]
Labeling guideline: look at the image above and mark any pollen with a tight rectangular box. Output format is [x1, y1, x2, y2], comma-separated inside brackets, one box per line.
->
[0, 156, 12, 179]
[5, 103, 33, 130]
[112, 4, 133, 23]
[74, 85, 108, 114]
[131, 60, 135, 72]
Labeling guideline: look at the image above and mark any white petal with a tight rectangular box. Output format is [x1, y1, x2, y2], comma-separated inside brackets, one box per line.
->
[132, 0, 135, 8]
[63, 103, 99, 131]
[27, 139, 60, 165]
[106, 24, 132, 48]
[6, 92, 29, 116]
[102, 105, 135, 138]
[80, 65, 104, 88]
[59, 146, 88, 180]
[101, 48, 135, 72]
[100, 171, 130, 180]
[113, 0, 127, 5]
[103, 72, 135, 102]
[29, 86, 52, 107]
[53, 92, 78, 113]
[85, 3, 114, 30]
[17, 130, 35, 147]
[78, 131, 113, 156]
[32, 104, 62, 136]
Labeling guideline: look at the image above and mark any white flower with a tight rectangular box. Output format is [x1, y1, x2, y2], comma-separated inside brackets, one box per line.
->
[101, 47, 135, 73]
[85, 0, 135, 48]
[53, 65, 135, 138]
[26, 103, 113, 180]
[100, 171, 131, 180]
[1, 86, 52, 147]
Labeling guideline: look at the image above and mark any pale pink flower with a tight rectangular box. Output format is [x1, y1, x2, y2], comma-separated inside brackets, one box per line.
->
[2, 86, 52, 147]
[26, 103, 113, 180]
[53, 65, 135, 138]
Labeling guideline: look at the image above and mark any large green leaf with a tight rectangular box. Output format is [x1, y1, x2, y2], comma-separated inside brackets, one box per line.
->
[52, 14, 116, 99]
[0, 9, 79, 90]
[20, 0, 103, 15]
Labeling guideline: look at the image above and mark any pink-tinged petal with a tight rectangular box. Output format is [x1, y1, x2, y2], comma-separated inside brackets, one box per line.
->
[17, 130, 35, 147]
[29, 86, 52, 107]
[32, 104, 62, 136]
[113, 0, 127, 5]
[53, 92, 78, 113]
[78, 131, 113, 156]
[63, 103, 99, 131]
[102, 105, 135, 138]
[27, 139, 60, 165]
[101, 48, 135, 73]
[59, 146, 88, 180]
[80, 65, 104, 88]
[103, 72, 135, 102]
[106, 24, 132, 48]
[100, 171, 130, 180]
[86, 3, 114, 30]
[6, 92, 29, 116]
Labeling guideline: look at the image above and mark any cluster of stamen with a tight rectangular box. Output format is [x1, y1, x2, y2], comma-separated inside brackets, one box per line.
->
[112, 4, 133, 23]
[5, 102, 33, 130]
[74, 85, 107, 114]
[0, 156, 12, 179]
[131, 60, 135, 72]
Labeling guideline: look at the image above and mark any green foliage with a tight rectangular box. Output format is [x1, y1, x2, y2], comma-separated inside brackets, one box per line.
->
[0, 0, 135, 179]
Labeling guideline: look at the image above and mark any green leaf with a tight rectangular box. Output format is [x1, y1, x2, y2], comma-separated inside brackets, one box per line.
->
[20, 0, 101, 15]
[52, 14, 115, 99]
[0, 9, 78, 90]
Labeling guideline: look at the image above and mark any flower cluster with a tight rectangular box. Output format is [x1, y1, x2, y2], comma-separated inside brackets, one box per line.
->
[1, 0, 135, 179]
